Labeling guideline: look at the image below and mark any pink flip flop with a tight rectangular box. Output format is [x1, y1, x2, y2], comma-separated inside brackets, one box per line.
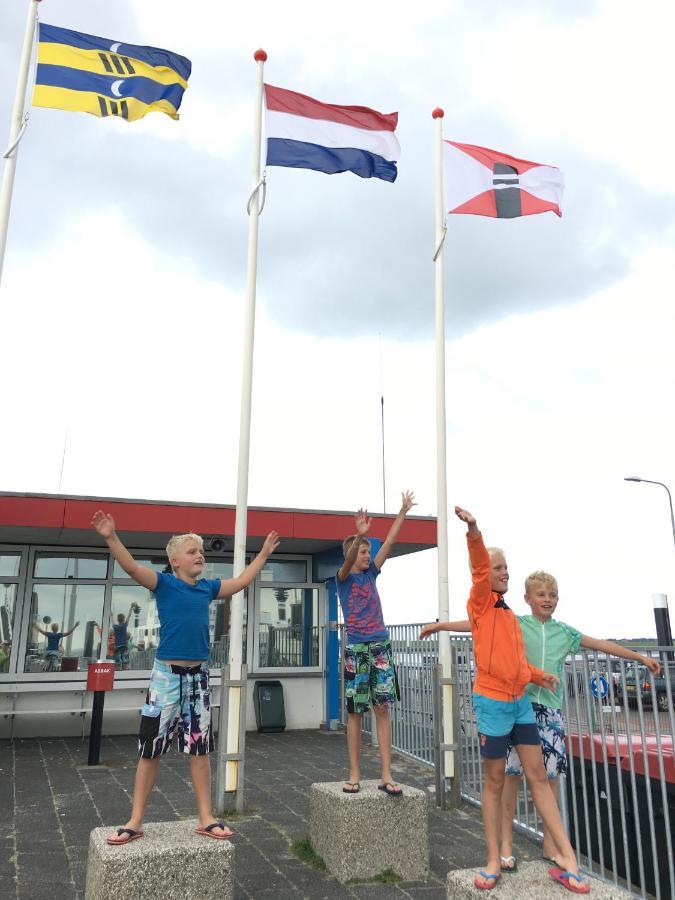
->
[195, 821, 234, 840]
[548, 867, 591, 894]
[474, 871, 501, 890]
[106, 827, 144, 846]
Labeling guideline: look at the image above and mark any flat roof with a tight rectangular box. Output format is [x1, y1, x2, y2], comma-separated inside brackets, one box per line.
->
[0, 492, 437, 557]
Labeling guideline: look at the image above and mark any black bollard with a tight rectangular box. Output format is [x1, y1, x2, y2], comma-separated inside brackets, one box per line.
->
[88, 690, 106, 765]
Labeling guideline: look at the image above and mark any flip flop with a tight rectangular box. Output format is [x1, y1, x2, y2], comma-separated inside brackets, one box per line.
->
[342, 782, 360, 794]
[195, 821, 234, 840]
[106, 827, 144, 846]
[473, 871, 501, 891]
[500, 855, 517, 872]
[377, 782, 403, 796]
[548, 867, 591, 894]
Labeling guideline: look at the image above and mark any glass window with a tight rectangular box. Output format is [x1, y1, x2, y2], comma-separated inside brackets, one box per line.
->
[24, 584, 105, 672]
[209, 593, 247, 668]
[113, 557, 167, 579]
[259, 560, 307, 583]
[0, 584, 17, 672]
[202, 560, 234, 580]
[109, 585, 157, 671]
[258, 587, 319, 668]
[0, 554, 21, 578]
[34, 553, 108, 579]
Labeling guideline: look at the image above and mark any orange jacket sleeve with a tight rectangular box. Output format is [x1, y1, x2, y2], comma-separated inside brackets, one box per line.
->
[528, 664, 547, 687]
[466, 531, 493, 621]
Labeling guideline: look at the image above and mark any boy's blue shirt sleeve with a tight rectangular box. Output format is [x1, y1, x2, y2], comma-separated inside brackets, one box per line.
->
[369, 562, 381, 577]
[208, 578, 221, 600]
[153, 571, 169, 595]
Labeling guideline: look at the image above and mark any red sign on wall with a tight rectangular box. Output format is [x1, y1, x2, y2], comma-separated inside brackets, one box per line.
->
[86, 661, 116, 692]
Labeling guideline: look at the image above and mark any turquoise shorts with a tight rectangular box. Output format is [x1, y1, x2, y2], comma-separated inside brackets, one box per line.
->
[473, 692, 539, 759]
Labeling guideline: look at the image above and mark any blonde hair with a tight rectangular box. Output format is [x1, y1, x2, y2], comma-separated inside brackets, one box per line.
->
[343, 535, 370, 558]
[525, 570, 558, 593]
[469, 546, 506, 573]
[165, 533, 204, 570]
[486, 546, 505, 561]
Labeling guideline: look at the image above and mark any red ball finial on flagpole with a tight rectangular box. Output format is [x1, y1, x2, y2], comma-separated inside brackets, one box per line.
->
[254, 49, 268, 62]
[432, 107, 445, 119]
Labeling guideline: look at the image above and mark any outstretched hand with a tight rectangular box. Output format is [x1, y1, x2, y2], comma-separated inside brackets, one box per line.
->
[540, 672, 560, 691]
[354, 508, 372, 536]
[400, 490, 417, 514]
[642, 656, 661, 676]
[91, 510, 115, 539]
[262, 531, 280, 556]
[454, 506, 476, 527]
[419, 623, 440, 639]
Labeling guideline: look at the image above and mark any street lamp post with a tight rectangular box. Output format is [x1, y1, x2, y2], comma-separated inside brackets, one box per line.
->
[624, 475, 675, 652]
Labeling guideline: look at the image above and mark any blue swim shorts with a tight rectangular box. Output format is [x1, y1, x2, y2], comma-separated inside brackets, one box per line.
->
[138, 659, 214, 758]
[473, 692, 539, 759]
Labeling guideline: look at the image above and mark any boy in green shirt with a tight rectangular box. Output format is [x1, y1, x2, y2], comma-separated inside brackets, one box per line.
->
[421, 569, 660, 876]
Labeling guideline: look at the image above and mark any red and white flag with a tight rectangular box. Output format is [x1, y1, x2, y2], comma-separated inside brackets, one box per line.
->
[443, 141, 563, 218]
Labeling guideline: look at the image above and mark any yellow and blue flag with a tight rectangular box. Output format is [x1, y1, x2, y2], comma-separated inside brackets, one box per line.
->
[32, 24, 191, 122]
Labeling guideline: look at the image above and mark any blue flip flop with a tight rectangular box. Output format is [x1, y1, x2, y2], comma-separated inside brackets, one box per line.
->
[474, 871, 501, 890]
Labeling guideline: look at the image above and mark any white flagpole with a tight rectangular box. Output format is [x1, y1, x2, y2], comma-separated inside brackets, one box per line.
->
[216, 48, 267, 808]
[0, 0, 40, 289]
[432, 106, 454, 781]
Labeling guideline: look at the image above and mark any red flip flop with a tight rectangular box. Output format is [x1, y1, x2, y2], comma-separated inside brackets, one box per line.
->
[106, 827, 144, 846]
[548, 867, 591, 894]
[195, 821, 234, 840]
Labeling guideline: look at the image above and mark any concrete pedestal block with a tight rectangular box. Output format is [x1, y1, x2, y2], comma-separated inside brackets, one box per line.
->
[447, 860, 631, 898]
[85, 820, 234, 900]
[309, 780, 428, 883]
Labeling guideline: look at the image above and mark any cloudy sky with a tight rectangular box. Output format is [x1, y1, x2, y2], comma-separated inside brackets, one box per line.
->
[1, 0, 674, 639]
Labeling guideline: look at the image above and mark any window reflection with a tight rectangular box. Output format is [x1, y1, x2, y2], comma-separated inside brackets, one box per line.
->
[109, 586, 156, 671]
[24, 584, 105, 672]
[260, 560, 307, 583]
[112, 557, 166, 579]
[0, 554, 21, 578]
[258, 587, 319, 668]
[34, 554, 107, 579]
[0, 584, 16, 673]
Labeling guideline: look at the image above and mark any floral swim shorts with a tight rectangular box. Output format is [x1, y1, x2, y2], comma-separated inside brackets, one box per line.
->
[505, 703, 567, 778]
[344, 638, 399, 715]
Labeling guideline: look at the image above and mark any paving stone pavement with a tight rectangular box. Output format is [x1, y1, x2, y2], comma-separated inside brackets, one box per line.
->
[1, 730, 543, 899]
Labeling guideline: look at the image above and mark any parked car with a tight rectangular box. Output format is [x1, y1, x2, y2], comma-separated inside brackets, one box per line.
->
[620, 660, 675, 711]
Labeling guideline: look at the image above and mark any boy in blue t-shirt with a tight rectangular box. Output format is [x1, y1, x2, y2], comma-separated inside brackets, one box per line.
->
[337, 490, 415, 796]
[33, 620, 80, 671]
[92, 509, 279, 846]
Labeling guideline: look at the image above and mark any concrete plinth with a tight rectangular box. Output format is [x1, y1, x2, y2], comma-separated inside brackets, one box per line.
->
[309, 779, 428, 883]
[85, 820, 234, 900]
[447, 860, 631, 898]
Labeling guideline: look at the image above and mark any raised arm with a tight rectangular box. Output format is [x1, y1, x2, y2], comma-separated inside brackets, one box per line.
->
[217, 531, 280, 599]
[337, 509, 371, 582]
[63, 621, 80, 638]
[32, 623, 48, 637]
[419, 619, 471, 639]
[374, 490, 417, 569]
[455, 506, 493, 620]
[92, 511, 158, 591]
[581, 636, 661, 676]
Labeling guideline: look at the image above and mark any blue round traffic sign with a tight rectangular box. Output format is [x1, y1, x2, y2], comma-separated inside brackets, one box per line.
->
[590, 675, 609, 699]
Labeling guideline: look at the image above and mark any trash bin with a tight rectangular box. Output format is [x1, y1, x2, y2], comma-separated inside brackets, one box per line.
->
[253, 680, 286, 733]
[565, 734, 632, 881]
[619, 736, 674, 898]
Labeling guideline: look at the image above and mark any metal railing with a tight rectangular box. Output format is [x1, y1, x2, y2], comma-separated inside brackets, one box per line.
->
[338, 625, 674, 899]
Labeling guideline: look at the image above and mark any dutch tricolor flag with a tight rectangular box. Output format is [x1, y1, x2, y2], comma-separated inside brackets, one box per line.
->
[264, 84, 399, 183]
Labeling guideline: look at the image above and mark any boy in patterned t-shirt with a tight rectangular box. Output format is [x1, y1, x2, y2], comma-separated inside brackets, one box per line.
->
[336, 490, 416, 796]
